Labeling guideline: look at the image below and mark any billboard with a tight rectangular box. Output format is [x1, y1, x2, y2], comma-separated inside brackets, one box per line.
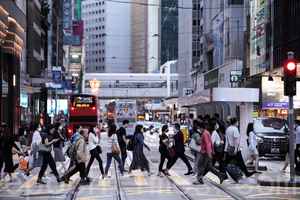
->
[116, 100, 137, 136]
[262, 76, 300, 109]
[250, 0, 270, 76]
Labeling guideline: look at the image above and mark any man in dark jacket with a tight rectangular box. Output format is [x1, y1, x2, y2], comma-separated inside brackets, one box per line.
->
[166, 123, 193, 175]
[117, 120, 129, 170]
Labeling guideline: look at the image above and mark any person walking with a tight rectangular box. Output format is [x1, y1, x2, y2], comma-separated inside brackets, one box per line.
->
[211, 121, 226, 174]
[37, 125, 61, 184]
[158, 125, 171, 177]
[86, 126, 104, 178]
[166, 123, 193, 175]
[53, 123, 66, 172]
[224, 118, 255, 179]
[1, 125, 23, 182]
[63, 130, 89, 185]
[117, 120, 129, 170]
[246, 123, 259, 172]
[129, 125, 151, 176]
[189, 122, 202, 175]
[194, 122, 226, 185]
[104, 124, 124, 177]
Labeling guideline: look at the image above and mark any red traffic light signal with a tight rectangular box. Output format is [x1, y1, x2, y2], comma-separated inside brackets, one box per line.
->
[284, 59, 297, 77]
[283, 58, 297, 96]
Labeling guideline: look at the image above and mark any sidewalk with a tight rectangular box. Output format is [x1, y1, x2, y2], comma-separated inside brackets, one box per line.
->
[257, 172, 300, 187]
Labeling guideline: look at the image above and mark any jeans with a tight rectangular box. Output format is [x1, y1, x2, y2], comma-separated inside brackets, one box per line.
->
[105, 153, 124, 175]
[86, 148, 104, 176]
[65, 162, 86, 180]
[38, 152, 59, 179]
[167, 152, 193, 172]
[197, 153, 223, 181]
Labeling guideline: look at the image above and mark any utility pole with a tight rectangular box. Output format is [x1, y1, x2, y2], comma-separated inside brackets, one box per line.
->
[283, 51, 297, 183]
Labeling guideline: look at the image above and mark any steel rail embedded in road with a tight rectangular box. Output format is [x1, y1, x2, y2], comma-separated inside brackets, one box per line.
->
[164, 174, 196, 200]
[186, 153, 246, 200]
[114, 159, 125, 200]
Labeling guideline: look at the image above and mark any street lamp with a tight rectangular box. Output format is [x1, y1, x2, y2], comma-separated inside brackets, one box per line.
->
[89, 79, 101, 94]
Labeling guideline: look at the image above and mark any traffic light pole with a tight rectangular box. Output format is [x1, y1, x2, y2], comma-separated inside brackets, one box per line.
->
[288, 95, 296, 183]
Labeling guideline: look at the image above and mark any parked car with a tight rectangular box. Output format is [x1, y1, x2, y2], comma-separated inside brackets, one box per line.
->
[251, 117, 289, 158]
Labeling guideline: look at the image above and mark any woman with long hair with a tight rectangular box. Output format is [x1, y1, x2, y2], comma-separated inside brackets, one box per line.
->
[86, 125, 104, 178]
[246, 123, 259, 172]
[158, 125, 170, 177]
[129, 125, 151, 176]
[37, 125, 62, 184]
[104, 124, 124, 177]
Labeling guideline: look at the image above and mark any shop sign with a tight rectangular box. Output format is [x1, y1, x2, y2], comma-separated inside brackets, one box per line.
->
[249, 0, 270, 76]
[262, 102, 288, 109]
[20, 93, 28, 108]
[204, 68, 218, 89]
[52, 66, 62, 84]
[230, 70, 242, 83]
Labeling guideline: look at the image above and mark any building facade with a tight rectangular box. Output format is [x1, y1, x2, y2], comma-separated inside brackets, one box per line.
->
[160, 0, 178, 65]
[82, 0, 131, 73]
[0, 0, 26, 134]
[130, 0, 148, 73]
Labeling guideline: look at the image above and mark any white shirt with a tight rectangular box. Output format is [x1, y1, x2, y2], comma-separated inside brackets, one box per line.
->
[225, 125, 241, 152]
[248, 131, 257, 151]
[108, 134, 119, 150]
[31, 130, 41, 146]
[211, 130, 221, 145]
[88, 132, 100, 151]
[296, 126, 300, 144]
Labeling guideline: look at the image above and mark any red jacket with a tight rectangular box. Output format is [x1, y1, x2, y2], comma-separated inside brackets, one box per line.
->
[201, 129, 213, 155]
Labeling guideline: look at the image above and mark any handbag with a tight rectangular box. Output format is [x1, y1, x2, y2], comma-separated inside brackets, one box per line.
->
[214, 143, 224, 154]
[168, 147, 176, 157]
[227, 145, 236, 156]
[112, 142, 120, 155]
[189, 138, 201, 152]
[127, 139, 134, 151]
[38, 143, 51, 153]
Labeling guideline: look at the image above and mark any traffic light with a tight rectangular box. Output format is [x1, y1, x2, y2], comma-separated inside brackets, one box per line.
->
[283, 59, 297, 96]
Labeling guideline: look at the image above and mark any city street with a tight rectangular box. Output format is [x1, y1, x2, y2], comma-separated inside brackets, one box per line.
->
[1, 131, 300, 200]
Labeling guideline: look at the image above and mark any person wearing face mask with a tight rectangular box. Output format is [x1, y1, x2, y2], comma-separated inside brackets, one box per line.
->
[166, 123, 193, 175]
[158, 125, 171, 177]
[28, 124, 43, 175]
[224, 118, 255, 181]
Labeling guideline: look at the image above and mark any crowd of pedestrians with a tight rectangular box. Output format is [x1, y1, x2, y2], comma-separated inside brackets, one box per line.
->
[1, 113, 300, 187]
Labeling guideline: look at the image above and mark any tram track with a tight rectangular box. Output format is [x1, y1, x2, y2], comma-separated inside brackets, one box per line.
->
[185, 153, 246, 200]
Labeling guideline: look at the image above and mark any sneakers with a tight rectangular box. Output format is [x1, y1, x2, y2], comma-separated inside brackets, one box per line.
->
[246, 171, 256, 178]
[37, 179, 47, 184]
[184, 170, 193, 176]
[193, 179, 204, 185]
[79, 179, 89, 185]
[163, 169, 170, 176]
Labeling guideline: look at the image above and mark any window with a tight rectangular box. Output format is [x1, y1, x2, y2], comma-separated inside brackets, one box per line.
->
[228, 0, 244, 5]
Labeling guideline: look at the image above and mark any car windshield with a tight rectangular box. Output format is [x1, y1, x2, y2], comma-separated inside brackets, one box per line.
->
[254, 118, 287, 134]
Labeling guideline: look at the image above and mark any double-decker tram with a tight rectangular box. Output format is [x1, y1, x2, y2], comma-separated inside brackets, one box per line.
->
[67, 94, 98, 137]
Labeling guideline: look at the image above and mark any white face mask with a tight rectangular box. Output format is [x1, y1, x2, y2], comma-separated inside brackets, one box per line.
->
[37, 127, 42, 132]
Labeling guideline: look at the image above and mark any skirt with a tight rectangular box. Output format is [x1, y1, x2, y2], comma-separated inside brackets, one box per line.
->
[54, 147, 66, 162]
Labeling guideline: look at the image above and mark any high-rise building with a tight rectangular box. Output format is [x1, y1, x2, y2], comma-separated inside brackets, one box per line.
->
[161, 0, 178, 65]
[47, 0, 64, 70]
[0, 0, 26, 133]
[131, 0, 148, 73]
[82, 0, 131, 73]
